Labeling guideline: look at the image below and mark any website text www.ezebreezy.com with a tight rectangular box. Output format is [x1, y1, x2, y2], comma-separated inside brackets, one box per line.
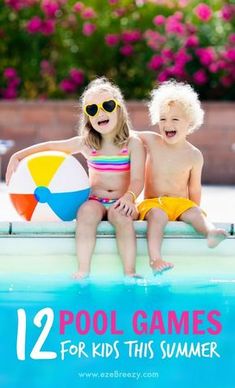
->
[77, 370, 159, 380]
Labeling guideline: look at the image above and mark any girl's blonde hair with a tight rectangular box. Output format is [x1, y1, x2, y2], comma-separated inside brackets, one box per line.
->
[148, 80, 204, 133]
[79, 77, 131, 149]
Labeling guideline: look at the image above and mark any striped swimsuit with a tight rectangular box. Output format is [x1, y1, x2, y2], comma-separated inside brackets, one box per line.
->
[87, 147, 130, 172]
[87, 147, 130, 208]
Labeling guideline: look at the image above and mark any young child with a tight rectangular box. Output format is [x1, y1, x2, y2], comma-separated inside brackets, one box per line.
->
[137, 80, 227, 275]
[6, 77, 145, 279]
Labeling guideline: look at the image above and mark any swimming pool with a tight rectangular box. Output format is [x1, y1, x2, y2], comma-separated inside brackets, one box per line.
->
[0, 221, 235, 388]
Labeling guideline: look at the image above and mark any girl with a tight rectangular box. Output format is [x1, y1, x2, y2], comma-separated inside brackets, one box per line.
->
[6, 77, 145, 279]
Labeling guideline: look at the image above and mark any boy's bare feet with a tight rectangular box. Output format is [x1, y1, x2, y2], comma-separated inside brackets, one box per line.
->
[207, 229, 228, 248]
[150, 259, 174, 275]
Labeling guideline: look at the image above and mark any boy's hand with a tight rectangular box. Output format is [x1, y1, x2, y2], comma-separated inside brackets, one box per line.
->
[114, 193, 138, 218]
[5, 154, 20, 185]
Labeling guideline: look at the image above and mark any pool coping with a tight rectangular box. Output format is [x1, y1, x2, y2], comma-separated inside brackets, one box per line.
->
[0, 221, 233, 237]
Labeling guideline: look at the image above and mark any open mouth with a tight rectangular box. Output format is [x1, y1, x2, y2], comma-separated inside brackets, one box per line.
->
[98, 119, 109, 126]
[165, 130, 176, 138]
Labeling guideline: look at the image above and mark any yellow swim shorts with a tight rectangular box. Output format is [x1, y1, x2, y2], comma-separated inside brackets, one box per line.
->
[138, 197, 198, 221]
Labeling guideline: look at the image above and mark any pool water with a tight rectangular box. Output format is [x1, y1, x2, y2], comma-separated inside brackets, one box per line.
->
[0, 254, 235, 388]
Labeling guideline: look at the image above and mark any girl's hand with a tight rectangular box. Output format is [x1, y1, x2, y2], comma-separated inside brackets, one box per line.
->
[5, 154, 20, 185]
[114, 194, 138, 218]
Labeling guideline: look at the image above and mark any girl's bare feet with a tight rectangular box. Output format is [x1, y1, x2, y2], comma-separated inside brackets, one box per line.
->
[72, 272, 89, 281]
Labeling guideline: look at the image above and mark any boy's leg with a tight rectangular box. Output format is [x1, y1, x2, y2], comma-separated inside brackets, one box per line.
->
[108, 206, 138, 277]
[75, 201, 106, 279]
[179, 207, 227, 248]
[146, 208, 174, 274]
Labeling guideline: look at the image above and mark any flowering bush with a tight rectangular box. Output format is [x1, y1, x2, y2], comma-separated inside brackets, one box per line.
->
[0, 0, 234, 100]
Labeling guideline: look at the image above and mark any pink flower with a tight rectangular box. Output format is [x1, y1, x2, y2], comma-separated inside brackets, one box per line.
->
[209, 63, 219, 73]
[193, 69, 208, 85]
[120, 45, 133, 56]
[224, 48, 235, 62]
[175, 48, 191, 65]
[196, 47, 216, 66]
[186, 23, 197, 34]
[105, 34, 120, 46]
[4, 0, 30, 11]
[174, 11, 183, 21]
[2, 88, 18, 99]
[148, 55, 163, 71]
[73, 2, 84, 13]
[41, 19, 56, 35]
[59, 79, 77, 93]
[229, 34, 235, 44]
[220, 5, 235, 21]
[81, 7, 96, 19]
[178, 0, 189, 7]
[157, 70, 170, 82]
[153, 15, 165, 26]
[144, 30, 166, 50]
[169, 64, 186, 78]
[41, 0, 59, 18]
[217, 59, 226, 70]
[194, 3, 213, 22]
[69, 68, 84, 85]
[40, 60, 55, 76]
[185, 35, 199, 48]
[109, 0, 118, 4]
[26, 16, 42, 33]
[82, 22, 96, 36]
[166, 16, 185, 36]
[162, 48, 174, 60]
[114, 8, 126, 17]
[3, 68, 17, 79]
[122, 30, 141, 44]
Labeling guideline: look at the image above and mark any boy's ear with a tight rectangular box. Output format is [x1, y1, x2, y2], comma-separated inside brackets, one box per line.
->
[188, 122, 194, 132]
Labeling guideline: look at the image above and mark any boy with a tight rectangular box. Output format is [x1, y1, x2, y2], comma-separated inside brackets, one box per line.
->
[137, 80, 227, 275]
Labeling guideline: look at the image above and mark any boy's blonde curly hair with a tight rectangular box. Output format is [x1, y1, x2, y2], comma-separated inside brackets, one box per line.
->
[148, 80, 204, 133]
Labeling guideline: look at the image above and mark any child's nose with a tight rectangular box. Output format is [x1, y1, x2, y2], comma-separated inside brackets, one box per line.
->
[97, 107, 106, 116]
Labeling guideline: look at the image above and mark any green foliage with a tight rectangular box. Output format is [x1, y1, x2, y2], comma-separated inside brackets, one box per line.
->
[0, 0, 234, 100]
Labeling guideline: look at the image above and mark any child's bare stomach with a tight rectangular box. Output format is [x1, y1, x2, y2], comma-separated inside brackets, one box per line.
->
[144, 188, 188, 199]
[89, 173, 129, 199]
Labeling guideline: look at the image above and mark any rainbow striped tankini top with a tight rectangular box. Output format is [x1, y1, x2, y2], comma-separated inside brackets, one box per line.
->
[87, 147, 130, 172]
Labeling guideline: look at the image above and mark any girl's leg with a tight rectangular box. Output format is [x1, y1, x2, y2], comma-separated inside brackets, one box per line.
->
[179, 207, 227, 248]
[146, 208, 173, 274]
[108, 207, 137, 276]
[75, 201, 106, 279]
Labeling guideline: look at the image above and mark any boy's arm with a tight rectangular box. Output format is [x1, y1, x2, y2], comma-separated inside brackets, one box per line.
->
[188, 150, 204, 205]
[6, 136, 82, 184]
[135, 131, 158, 147]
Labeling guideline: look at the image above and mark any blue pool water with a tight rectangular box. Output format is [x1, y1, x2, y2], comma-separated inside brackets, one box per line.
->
[0, 275, 235, 388]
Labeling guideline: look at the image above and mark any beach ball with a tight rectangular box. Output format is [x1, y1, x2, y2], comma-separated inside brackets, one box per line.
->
[9, 151, 90, 221]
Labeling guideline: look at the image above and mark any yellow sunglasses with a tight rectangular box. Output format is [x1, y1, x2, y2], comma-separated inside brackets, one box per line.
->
[84, 99, 120, 117]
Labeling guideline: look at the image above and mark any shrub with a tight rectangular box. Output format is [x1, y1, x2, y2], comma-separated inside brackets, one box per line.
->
[0, 0, 234, 100]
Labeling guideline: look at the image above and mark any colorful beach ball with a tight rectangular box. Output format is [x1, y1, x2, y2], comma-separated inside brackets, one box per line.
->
[9, 151, 90, 221]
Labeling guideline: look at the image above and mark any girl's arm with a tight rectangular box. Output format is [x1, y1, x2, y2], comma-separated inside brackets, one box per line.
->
[114, 136, 146, 216]
[6, 136, 82, 184]
[188, 149, 204, 205]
